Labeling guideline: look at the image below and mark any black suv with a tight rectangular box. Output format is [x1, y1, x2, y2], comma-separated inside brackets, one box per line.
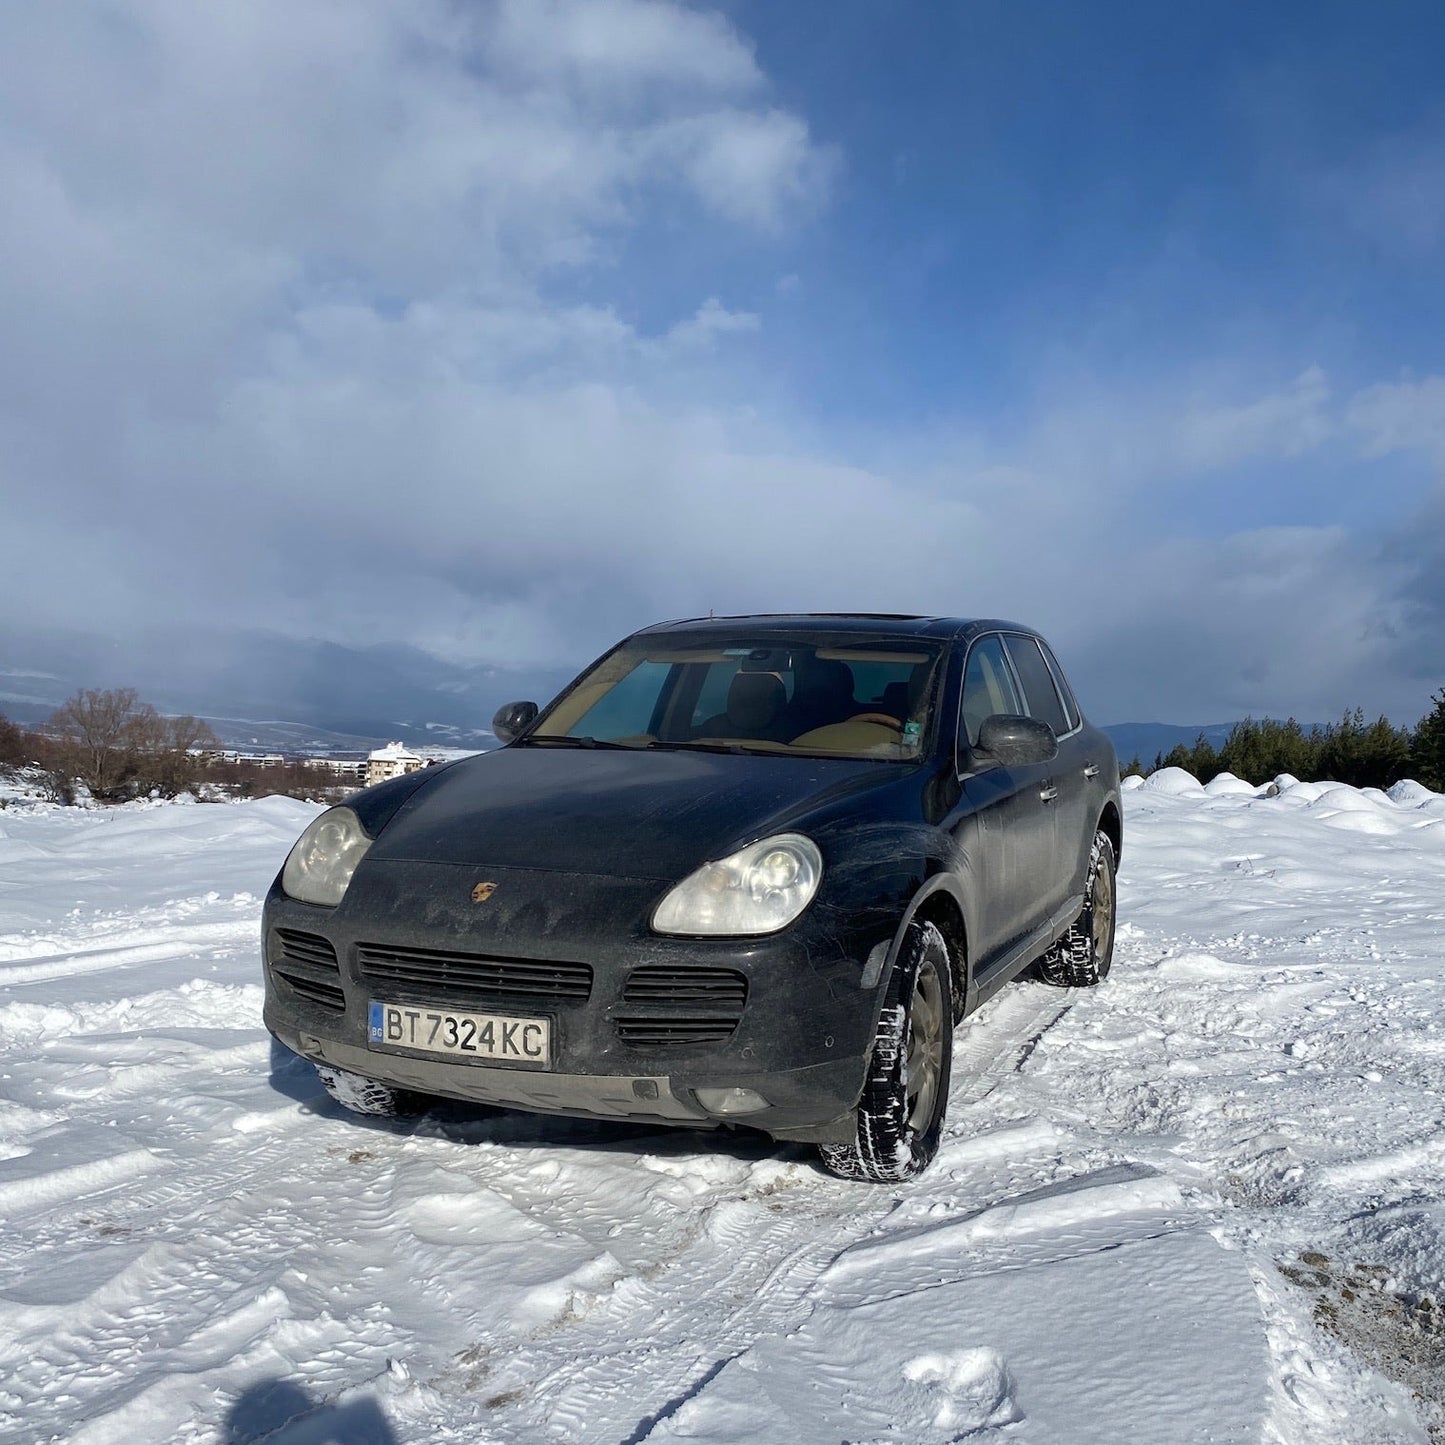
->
[263, 615, 1120, 1180]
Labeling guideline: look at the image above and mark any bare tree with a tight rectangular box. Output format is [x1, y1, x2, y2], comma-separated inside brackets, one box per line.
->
[0, 709, 25, 770]
[140, 714, 221, 797]
[47, 688, 158, 800]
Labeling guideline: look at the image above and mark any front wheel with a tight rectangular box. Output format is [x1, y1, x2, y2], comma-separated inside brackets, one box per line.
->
[1036, 829, 1117, 988]
[819, 921, 954, 1183]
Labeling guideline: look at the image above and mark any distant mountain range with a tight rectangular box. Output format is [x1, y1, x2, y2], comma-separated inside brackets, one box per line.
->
[1, 623, 1252, 761]
[0, 625, 575, 752]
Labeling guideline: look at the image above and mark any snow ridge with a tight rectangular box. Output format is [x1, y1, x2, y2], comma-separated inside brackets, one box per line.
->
[0, 777, 1442, 1441]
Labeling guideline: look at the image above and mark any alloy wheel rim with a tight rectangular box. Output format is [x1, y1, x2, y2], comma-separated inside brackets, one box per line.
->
[1092, 855, 1115, 963]
[905, 959, 945, 1132]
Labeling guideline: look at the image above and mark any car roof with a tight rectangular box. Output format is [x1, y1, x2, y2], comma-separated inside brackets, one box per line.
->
[632, 613, 1041, 643]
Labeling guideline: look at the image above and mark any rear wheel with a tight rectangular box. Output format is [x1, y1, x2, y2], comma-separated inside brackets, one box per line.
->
[819, 921, 954, 1183]
[316, 1064, 429, 1118]
[1036, 829, 1117, 988]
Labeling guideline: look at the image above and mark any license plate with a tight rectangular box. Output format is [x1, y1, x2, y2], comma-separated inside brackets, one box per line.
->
[368, 1001, 550, 1066]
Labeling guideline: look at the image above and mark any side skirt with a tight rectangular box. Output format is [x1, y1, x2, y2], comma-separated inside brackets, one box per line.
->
[967, 894, 1084, 1012]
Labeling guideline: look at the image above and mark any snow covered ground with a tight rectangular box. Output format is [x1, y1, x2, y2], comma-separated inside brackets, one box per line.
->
[1, 772, 1444, 1443]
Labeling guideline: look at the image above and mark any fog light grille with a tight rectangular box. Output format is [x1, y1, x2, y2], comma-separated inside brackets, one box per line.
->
[617, 966, 747, 1049]
[622, 965, 747, 1008]
[270, 929, 344, 1012]
[616, 1017, 740, 1048]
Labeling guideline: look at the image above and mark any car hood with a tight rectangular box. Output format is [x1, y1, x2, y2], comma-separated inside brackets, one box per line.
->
[363, 745, 914, 880]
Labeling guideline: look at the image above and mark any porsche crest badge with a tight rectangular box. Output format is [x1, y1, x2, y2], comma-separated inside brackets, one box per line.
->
[471, 881, 499, 903]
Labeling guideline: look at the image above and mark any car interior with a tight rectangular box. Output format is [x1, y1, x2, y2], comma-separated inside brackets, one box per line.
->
[534, 641, 942, 758]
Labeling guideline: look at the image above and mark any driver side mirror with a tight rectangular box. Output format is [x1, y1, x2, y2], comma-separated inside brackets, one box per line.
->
[492, 700, 539, 745]
[974, 713, 1058, 768]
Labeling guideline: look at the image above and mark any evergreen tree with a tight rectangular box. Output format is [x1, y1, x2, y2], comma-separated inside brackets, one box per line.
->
[1157, 735, 1220, 781]
[1413, 688, 1445, 792]
[1355, 715, 1413, 791]
[1220, 716, 1322, 784]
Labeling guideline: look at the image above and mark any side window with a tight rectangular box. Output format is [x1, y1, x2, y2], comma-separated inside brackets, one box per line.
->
[1004, 636, 1069, 737]
[959, 636, 1023, 748]
[1038, 640, 1080, 732]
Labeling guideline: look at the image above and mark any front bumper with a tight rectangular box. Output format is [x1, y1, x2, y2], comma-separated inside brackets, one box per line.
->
[262, 858, 903, 1144]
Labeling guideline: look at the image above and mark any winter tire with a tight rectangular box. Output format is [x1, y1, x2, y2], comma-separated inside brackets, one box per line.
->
[1036, 829, 1117, 988]
[819, 921, 954, 1183]
[316, 1064, 429, 1118]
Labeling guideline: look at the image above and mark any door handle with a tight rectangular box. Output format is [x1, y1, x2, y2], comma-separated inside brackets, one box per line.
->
[1040, 785, 1059, 802]
[1083, 764, 1100, 779]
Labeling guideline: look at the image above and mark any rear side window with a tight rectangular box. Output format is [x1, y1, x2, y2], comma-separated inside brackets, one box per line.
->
[1004, 635, 1069, 737]
[959, 635, 1023, 747]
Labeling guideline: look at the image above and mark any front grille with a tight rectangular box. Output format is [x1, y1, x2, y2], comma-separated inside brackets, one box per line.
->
[356, 942, 593, 1004]
[622, 966, 747, 1009]
[270, 928, 345, 1012]
[617, 965, 747, 1049]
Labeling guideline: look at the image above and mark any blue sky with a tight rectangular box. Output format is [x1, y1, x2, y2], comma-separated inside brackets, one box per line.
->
[2, 0, 1444, 726]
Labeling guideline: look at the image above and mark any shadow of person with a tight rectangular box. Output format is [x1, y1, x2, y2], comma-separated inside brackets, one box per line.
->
[224, 1378, 399, 1444]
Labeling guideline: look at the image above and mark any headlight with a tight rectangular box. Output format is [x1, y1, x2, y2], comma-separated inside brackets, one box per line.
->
[652, 833, 822, 936]
[281, 806, 372, 907]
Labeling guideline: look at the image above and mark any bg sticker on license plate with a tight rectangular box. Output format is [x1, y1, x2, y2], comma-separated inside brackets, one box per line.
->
[368, 1001, 550, 1065]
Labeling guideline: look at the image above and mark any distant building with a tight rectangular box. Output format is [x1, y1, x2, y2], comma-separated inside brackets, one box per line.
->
[303, 757, 367, 780]
[366, 741, 424, 787]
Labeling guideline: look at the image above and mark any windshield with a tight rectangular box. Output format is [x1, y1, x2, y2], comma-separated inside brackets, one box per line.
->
[529, 634, 944, 762]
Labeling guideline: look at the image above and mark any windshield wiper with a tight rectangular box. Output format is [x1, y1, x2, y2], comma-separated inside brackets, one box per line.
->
[649, 739, 751, 755]
[519, 736, 651, 751]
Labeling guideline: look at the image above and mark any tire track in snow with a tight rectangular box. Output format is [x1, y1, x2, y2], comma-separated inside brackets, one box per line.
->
[461, 988, 1089, 1440]
[0, 1118, 410, 1440]
[0, 920, 257, 985]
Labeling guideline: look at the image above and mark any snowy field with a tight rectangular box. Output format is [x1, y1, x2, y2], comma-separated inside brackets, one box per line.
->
[2, 772, 1445, 1443]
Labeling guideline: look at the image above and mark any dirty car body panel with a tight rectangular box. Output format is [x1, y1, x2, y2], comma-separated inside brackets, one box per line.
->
[263, 614, 1121, 1151]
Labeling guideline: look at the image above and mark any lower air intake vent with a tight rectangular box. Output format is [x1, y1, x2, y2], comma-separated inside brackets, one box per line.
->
[617, 966, 747, 1049]
[275, 929, 340, 970]
[270, 928, 345, 1012]
[622, 966, 748, 1009]
[273, 968, 346, 1011]
[616, 1017, 740, 1048]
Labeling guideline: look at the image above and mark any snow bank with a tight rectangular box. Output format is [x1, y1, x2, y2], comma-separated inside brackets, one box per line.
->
[1138, 765, 1206, 794]
[1389, 778, 1443, 806]
[2, 790, 1444, 1441]
[1203, 770, 1258, 797]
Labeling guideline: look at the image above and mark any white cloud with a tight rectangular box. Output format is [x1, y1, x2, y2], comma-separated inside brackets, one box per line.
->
[664, 297, 761, 348]
[658, 107, 837, 228]
[1172, 366, 1334, 472]
[484, 0, 764, 94]
[0, 0, 828, 301]
[2, 2, 1443, 726]
[1347, 375, 1445, 463]
[1025, 366, 1335, 500]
